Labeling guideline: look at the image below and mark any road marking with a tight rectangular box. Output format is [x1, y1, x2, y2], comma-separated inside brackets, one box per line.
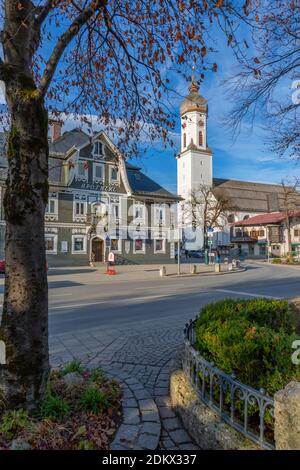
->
[215, 289, 282, 299]
[49, 294, 172, 311]
[50, 293, 73, 297]
[49, 291, 212, 312]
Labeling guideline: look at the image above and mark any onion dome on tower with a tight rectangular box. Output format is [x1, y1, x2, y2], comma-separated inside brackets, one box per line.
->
[180, 73, 208, 116]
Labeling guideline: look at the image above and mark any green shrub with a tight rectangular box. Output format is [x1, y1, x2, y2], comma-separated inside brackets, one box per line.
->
[89, 368, 105, 383]
[62, 360, 83, 375]
[195, 299, 300, 395]
[272, 258, 282, 264]
[0, 410, 29, 439]
[80, 387, 109, 414]
[41, 395, 70, 421]
[78, 439, 95, 450]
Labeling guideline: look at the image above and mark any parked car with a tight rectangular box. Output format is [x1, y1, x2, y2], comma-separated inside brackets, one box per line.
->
[188, 250, 204, 258]
[0, 259, 48, 274]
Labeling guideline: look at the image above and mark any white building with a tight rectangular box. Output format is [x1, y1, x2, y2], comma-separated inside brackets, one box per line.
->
[177, 77, 300, 253]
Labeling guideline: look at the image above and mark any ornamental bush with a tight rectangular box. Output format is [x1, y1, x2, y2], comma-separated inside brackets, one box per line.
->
[195, 299, 300, 395]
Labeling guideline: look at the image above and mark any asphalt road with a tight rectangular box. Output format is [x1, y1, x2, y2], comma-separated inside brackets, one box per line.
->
[0, 262, 298, 337]
[42, 262, 300, 336]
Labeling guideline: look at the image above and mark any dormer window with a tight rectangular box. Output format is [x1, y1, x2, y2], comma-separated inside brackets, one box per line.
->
[93, 141, 103, 157]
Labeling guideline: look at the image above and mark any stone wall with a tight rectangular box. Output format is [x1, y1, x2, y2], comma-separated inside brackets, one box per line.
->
[274, 381, 300, 450]
[170, 369, 258, 450]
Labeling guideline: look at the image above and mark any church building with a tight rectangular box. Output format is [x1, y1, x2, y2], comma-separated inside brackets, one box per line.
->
[177, 75, 300, 256]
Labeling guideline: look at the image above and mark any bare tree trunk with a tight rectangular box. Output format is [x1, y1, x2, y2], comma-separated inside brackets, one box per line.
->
[286, 215, 293, 262]
[0, 74, 49, 411]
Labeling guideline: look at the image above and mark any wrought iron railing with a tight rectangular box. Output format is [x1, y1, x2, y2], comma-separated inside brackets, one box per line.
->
[183, 319, 275, 450]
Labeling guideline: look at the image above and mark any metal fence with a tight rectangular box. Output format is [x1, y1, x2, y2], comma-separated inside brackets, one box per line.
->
[183, 319, 275, 450]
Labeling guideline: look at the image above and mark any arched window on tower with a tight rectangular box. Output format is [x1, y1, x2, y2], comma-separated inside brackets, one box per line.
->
[199, 131, 203, 147]
[183, 133, 186, 148]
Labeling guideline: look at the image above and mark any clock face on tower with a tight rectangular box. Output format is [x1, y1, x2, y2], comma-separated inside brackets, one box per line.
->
[198, 120, 204, 127]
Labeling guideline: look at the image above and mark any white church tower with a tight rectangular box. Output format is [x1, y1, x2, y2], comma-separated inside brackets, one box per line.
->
[177, 73, 213, 249]
[177, 74, 213, 201]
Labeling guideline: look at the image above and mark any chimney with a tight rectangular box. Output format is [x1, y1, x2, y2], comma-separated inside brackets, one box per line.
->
[49, 119, 63, 142]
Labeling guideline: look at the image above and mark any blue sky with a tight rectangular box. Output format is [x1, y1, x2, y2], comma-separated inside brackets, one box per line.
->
[1, 10, 299, 195]
[129, 34, 300, 194]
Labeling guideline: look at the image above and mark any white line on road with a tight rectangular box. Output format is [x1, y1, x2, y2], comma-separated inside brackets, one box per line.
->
[215, 289, 282, 299]
[49, 291, 212, 311]
[50, 293, 73, 297]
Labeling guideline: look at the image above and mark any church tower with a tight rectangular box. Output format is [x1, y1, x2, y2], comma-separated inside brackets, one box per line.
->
[177, 74, 213, 201]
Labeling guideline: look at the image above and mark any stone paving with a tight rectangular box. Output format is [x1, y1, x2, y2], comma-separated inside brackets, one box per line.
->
[49, 320, 199, 450]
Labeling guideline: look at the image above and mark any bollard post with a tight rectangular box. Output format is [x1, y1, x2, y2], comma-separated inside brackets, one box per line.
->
[215, 263, 221, 273]
[159, 266, 166, 277]
[190, 264, 197, 274]
[228, 262, 233, 271]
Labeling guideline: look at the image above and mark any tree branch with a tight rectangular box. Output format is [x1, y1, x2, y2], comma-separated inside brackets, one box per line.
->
[39, 0, 107, 96]
[34, 0, 56, 29]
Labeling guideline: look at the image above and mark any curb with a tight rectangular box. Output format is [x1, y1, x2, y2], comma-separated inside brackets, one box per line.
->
[104, 368, 161, 451]
[166, 267, 246, 278]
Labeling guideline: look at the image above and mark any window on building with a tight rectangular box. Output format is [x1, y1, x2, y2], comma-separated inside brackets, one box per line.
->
[155, 205, 165, 225]
[72, 236, 85, 253]
[248, 244, 254, 255]
[78, 161, 88, 178]
[45, 235, 56, 253]
[94, 164, 104, 181]
[111, 239, 120, 251]
[110, 166, 119, 182]
[259, 245, 266, 255]
[134, 239, 145, 253]
[75, 201, 86, 216]
[93, 141, 103, 156]
[183, 133, 186, 148]
[155, 239, 165, 253]
[134, 204, 144, 220]
[250, 230, 259, 239]
[259, 229, 265, 237]
[111, 204, 119, 219]
[294, 229, 300, 237]
[199, 131, 203, 146]
[227, 214, 235, 224]
[243, 215, 249, 220]
[45, 199, 56, 214]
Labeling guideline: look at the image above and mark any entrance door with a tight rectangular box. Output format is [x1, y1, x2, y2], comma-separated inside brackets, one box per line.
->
[92, 238, 103, 262]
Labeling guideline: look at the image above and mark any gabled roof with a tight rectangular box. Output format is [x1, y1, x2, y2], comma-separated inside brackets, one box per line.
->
[234, 210, 300, 226]
[49, 128, 89, 155]
[48, 127, 179, 200]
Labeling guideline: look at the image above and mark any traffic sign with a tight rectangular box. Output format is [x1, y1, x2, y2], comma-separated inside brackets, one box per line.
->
[207, 227, 214, 233]
[108, 251, 115, 263]
[207, 232, 214, 238]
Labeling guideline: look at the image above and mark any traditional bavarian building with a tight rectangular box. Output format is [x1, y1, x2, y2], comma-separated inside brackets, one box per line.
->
[0, 125, 180, 265]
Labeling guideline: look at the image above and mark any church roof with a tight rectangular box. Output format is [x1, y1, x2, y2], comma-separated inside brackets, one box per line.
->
[212, 178, 300, 213]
